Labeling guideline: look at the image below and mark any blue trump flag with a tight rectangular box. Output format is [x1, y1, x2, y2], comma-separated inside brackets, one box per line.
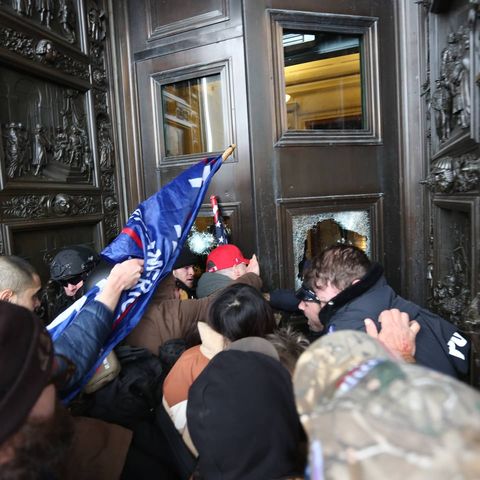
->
[48, 154, 223, 399]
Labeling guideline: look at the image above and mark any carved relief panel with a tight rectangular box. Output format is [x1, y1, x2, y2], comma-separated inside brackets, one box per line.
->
[0, 0, 121, 296]
[422, 0, 480, 152]
[421, 1, 480, 353]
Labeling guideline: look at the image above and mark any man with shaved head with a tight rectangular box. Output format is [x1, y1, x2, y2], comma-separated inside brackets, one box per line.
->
[0, 255, 42, 311]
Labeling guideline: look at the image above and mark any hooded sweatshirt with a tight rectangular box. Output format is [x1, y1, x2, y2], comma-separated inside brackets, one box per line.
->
[196, 271, 231, 298]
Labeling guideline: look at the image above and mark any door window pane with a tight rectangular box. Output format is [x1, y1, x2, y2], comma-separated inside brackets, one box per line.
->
[292, 210, 371, 289]
[162, 74, 224, 156]
[283, 29, 364, 130]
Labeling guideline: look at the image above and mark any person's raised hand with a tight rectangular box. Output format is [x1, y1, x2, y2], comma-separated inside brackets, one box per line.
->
[364, 308, 420, 362]
[246, 254, 260, 276]
[107, 258, 144, 291]
[97, 258, 144, 311]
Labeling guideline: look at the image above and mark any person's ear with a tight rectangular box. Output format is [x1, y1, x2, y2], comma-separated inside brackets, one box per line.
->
[232, 264, 243, 279]
[0, 289, 14, 302]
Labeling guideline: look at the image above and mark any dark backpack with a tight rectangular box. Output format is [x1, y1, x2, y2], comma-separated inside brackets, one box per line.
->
[85, 345, 164, 429]
[83, 340, 188, 429]
[158, 338, 187, 374]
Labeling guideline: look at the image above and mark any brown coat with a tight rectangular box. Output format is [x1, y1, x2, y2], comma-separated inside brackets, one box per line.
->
[65, 416, 132, 480]
[126, 272, 262, 355]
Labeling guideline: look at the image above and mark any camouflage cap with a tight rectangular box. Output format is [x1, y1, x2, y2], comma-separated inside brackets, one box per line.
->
[293, 331, 480, 480]
[294, 330, 394, 409]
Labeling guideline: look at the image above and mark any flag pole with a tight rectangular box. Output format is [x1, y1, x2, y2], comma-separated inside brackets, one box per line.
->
[222, 144, 236, 161]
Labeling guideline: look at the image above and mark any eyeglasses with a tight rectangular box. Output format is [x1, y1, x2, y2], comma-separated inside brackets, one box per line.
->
[57, 273, 85, 287]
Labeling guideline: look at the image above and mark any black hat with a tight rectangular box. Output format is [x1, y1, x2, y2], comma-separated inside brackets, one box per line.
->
[173, 246, 200, 270]
[187, 350, 305, 480]
[0, 301, 54, 444]
[50, 245, 99, 282]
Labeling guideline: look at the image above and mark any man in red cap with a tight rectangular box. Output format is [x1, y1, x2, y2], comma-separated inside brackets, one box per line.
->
[196, 244, 252, 298]
[126, 244, 261, 355]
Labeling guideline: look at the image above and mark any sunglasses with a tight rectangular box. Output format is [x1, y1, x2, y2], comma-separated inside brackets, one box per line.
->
[295, 284, 322, 304]
[57, 273, 85, 287]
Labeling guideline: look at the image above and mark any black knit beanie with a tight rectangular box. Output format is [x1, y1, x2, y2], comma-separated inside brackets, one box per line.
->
[173, 246, 200, 270]
[187, 350, 306, 480]
[0, 301, 54, 444]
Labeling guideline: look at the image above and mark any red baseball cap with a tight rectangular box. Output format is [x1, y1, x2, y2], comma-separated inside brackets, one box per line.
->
[206, 245, 249, 272]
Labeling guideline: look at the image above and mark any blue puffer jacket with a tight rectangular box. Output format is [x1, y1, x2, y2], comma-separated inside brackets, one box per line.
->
[319, 264, 470, 378]
[54, 300, 114, 394]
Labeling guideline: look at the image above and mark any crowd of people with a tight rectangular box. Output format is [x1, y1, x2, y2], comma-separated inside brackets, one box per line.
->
[0, 242, 479, 479]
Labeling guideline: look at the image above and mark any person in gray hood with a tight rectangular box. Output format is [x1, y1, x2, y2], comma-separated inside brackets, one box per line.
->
[126, 245, 262, 355]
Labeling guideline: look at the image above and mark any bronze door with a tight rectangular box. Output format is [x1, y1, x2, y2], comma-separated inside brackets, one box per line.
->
[113, 0, 256, 255]
[113, 0, 401, 291]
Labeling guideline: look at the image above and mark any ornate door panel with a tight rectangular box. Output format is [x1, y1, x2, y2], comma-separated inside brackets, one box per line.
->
[418, 1, 480, 385]
[0, 0, 123, 287]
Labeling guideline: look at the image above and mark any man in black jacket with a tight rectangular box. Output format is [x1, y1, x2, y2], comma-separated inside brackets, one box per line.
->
[302, 244, 470, 378]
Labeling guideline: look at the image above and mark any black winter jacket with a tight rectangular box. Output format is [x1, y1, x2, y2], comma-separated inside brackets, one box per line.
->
[319, 264, 470, 378]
